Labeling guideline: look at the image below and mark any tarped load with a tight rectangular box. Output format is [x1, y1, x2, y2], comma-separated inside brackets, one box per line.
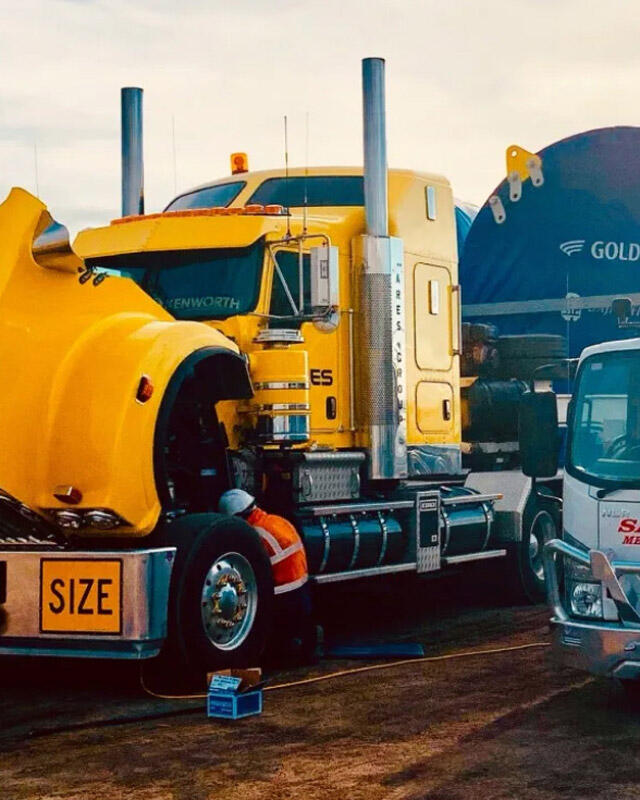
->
[459, 127, 640, 358]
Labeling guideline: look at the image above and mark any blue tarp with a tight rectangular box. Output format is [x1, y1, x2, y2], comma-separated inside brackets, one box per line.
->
[459, 127, 640, 357]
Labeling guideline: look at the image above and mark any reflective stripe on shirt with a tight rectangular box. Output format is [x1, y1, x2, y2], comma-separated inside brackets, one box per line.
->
[254, 526, 282, 556]
[270, 540, 304, 565]
[274, 574, 308, 595]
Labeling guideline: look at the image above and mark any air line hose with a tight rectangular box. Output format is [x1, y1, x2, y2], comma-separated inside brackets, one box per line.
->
[19, 641, 551, 741]
[139, 641, 551, 701]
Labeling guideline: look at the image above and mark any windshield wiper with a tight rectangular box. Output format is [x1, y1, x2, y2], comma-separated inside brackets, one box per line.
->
[596, 487, 622, 499]
[596, 486, 640, 499]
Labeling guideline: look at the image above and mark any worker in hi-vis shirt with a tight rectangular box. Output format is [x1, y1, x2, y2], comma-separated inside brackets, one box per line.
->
[219, 489, 317, 662]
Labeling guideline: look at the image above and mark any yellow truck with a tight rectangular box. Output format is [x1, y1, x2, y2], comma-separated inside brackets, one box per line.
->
[0, 59, 561, 673]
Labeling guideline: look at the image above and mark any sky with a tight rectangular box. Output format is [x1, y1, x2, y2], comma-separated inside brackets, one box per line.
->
[1, 0, 639, 234]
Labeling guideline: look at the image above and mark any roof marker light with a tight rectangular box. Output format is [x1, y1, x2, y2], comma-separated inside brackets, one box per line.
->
[230, 152, 249, 174]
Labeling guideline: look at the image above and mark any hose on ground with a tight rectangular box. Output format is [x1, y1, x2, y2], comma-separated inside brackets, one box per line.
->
[18, 641, 551, 741]
[139, 641, 551, 701]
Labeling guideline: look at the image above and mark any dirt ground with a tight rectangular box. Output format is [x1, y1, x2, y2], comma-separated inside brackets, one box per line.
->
[1, 566, 639, 800]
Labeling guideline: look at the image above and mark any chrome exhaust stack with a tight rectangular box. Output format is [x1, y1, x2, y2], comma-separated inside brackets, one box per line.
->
[358, 57, 407, 480]
[121, 87, 144, 217]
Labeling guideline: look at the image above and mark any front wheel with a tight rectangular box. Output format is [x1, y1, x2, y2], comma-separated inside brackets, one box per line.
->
[507, 490, 559, 603]
[163, 514, 274, 677]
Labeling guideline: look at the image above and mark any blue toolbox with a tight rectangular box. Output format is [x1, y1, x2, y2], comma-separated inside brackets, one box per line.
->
[207, 669, 263, 720]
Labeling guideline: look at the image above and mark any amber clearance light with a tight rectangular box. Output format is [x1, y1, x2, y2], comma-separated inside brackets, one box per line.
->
[111, 203, 286, 225]
[136, 375, 154, 403]
[230, 152, 249, 174]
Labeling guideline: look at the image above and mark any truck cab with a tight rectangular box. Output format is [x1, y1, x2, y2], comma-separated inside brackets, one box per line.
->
[526, 338, 640, 683]
[75, 165, 461, 466]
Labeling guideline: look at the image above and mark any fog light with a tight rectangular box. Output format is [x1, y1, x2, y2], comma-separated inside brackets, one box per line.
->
[54, 510, 83, 530]
[83, 510, 120, 530]
[570, 581, 603, 618]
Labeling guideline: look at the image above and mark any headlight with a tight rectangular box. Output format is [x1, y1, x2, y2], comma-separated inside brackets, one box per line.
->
[569, 581, 603, 618]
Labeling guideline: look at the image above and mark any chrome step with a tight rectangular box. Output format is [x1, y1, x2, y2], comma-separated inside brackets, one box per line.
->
[441, 549, 506, 566]
[311, 562, 416, 584]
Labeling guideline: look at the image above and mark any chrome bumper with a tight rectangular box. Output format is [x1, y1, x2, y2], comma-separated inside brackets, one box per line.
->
[545, 539, 640, 679]
[0, 547, 175, 660]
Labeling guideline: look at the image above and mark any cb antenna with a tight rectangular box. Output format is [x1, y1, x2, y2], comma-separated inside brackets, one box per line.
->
[171, 114, 177, 195]
[284, 115, 291, 239]
[303, 111, 309, 235]
[33, 143, 40, 196]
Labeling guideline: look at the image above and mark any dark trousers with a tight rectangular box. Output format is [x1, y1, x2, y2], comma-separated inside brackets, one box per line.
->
[269, 583, 316, 663]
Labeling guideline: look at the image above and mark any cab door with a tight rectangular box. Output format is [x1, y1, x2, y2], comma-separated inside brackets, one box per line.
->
[412, 261, 459, 441]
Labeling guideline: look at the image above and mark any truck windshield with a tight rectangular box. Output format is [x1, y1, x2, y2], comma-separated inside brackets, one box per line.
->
[87, 240, 263, 320]
[567, 350, 640, 488]
[247, 175, 363, 207]
[164, 182, 246, 211]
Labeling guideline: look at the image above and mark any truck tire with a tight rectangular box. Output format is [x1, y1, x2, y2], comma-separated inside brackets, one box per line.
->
[497, 334, 568, 381]
[497, 334, 567, 359]
[507, 489, 559, 603]
[162, 513, 274, 677]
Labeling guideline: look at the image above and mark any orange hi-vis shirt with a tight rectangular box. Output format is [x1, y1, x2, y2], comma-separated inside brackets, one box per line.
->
[246, 507, 308, 595]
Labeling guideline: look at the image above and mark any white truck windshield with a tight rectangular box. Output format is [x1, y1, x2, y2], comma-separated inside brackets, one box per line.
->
[567, 350, 640, 486]
[87, 240, 264, 320]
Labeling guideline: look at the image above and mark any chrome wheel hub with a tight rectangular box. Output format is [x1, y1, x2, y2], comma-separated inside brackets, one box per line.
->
[201, 552, 258, 651]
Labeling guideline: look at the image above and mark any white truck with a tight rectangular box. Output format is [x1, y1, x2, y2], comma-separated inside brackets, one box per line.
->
[523, 323, 640, 688]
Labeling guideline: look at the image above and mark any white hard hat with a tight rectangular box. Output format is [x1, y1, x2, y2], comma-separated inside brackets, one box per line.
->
[219, 489, 255, 517]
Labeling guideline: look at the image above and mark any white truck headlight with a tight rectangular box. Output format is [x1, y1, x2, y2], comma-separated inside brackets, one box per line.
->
[569, 581, 603, 618]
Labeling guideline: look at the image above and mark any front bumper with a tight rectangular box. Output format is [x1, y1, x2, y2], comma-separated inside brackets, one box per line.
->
[545, 539, 640, 679]
[0, 546, 175, 659]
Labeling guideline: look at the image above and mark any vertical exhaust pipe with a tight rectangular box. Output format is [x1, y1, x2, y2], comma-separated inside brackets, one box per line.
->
[358, 57, 407, 480]
[121, 87, 144, 217]
[363, 58, 388, 238]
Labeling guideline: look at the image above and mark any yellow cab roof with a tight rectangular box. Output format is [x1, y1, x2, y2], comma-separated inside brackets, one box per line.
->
[74, 166, 451, 259]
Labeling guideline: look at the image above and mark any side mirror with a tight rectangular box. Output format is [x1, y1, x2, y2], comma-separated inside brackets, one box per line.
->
[33, 210, 84, 274]
[613, 297, 632, 325]
[310, 245, 339, 311]
[519, 391, 559, 478]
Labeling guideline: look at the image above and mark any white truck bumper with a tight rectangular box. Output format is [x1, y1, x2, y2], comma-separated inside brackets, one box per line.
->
[0, 547, 175, 659]
[545, 539, 640, 679]
[550, 617, 640, 679]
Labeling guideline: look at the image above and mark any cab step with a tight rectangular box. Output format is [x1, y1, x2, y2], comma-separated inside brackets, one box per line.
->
[441, 549, 506, 566]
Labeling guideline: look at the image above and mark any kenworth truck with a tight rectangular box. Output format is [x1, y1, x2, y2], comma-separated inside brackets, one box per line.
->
[524, 329, 640, 690]
[0, 59, 560, 673]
